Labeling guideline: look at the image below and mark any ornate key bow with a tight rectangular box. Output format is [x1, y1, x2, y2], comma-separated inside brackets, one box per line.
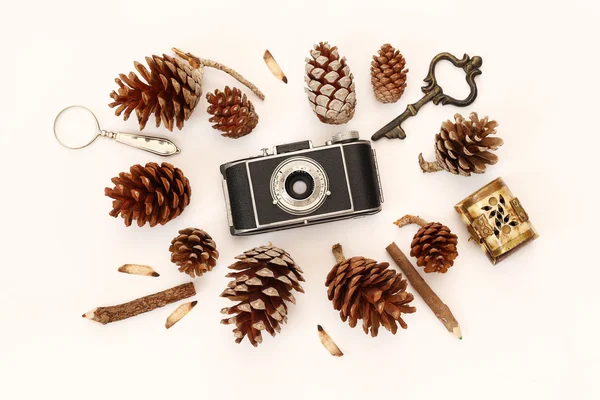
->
[371, 52, 482, 141]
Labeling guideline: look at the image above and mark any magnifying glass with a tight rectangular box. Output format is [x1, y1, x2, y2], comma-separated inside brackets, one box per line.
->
[53, 106, 181, 156]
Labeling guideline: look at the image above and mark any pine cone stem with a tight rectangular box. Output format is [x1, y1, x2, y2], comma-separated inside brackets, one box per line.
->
[331, 243, 346, 264]
[393, 215, 429, 228]
[172, 48, 265, 100]
[418, 153, 444, 173]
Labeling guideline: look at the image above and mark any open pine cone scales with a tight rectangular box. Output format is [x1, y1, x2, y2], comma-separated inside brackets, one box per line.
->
[326, 255, 416, 337]
[411, 222, 458, 273]
[305, 42, 356, 124]
[371, 43, 408, 103]
[169, 228, 219, 278]
[220, 245, 304, 347]
[104, 162, 191, 227]
[206, 86, 259, 138]
[420, 112, 503, 176]
[109, 54, 203, 131]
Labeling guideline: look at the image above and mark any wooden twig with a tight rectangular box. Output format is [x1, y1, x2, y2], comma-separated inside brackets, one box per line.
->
[385, 242, 462, 339]
[118, 264, 159, 277]
[418, 153, 444, 173]
[393, 215, 429, 228]
[317, 325, 343, 357]
[332, 243, 346, 264]
[166, 301, 197, 329]
[172, 48, 265, 100]
[83, 283, 196, 325]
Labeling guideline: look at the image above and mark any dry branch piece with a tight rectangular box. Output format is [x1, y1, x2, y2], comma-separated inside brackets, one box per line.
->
[394, 215, 459, 273]
[326, 244, 416, 337]
[206, 87, 259, 138]
[220, 244, 305, 347]
[166, 301, 197, 329]
[318, 325, 343, 357]
[170, 228, 219, 278]
[386, 243, 462, 339]
[172, 48, 265, 100]
[118, 264, 160, 277]
[83, 282, 196, 325]
[371, 43, 408, 103]
[419, 112, 503, 176]
[305, 42, 356, 124]
[263, 50, 287, 83]
[105, 162, 192, 227]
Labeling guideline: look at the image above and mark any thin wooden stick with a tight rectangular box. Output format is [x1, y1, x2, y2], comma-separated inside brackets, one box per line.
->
[172, 48, 265, 100]
[83, 283, 196, 325]
[418, 153, 444, 173]
[393, 215, 429, 228]
[386, 242, 462, 339]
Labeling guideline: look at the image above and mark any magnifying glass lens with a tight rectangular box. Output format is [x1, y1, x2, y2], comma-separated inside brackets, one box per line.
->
[54, 107, 99, 149]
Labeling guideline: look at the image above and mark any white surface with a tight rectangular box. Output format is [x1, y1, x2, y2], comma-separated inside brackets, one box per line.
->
[2, 1, 598, 399]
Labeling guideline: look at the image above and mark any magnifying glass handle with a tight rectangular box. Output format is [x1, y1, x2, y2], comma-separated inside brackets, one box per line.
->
[107, 131, 181, 156]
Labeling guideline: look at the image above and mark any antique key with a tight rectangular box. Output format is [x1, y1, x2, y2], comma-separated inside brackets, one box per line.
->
[371, 52, 482, 141]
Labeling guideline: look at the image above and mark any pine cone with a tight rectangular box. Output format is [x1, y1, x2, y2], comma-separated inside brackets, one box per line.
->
[220, 245, 304, 347]
[206, 86, 259, 138]
[420, 112, 503, 176]
[169, 228, 219, 278]
[410, 222, 459, 273]
[104, 162, 192, 227]
[109, 54, 203, 131]
[371, 44, 408, 103]
[305, 42, 356, 124]
[325, 255, 416, 337]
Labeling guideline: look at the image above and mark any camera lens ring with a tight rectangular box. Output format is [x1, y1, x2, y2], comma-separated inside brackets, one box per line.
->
[270, 157, 329, 215]
[284, 170, 315, 200]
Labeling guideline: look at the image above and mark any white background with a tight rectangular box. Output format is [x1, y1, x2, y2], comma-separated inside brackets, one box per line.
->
[2, 1, 598, 399]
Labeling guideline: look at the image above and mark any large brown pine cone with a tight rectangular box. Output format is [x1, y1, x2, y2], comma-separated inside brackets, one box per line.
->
[169, 228, 219, 278]
[220, 245, 304, 347]
[326, 256, 416, 337]
[305, 42, 356, 124]
[206, 86, 259, 138]
[434, 112, 503, 176]
[109, 54, 203, 131]
[411, 222, 458, 273]
[371, 44, 408, 103]
[104, 162, 191, 227]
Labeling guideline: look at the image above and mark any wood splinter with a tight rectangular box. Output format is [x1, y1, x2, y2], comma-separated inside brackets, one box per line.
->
[118, 264, 160, 277]
[166, 301, 197, 329]
[83, 282, 196, 325]
[386, 242, 462, 339]
[263, 50, 288, 83]
[318, 325, 344, 357]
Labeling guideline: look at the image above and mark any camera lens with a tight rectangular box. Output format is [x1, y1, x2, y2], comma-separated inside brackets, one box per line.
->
[285, 171, 315, 200]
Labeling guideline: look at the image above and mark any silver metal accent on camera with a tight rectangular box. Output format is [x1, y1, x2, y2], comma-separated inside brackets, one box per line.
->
[221, 179, 234, 227]
[261, 148, 270, 156]
[331, 130, 360, 144]
[270, 156, 329, 215]
[372, 149, 384, 203]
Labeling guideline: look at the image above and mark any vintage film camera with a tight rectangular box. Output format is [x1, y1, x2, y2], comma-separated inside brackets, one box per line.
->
[220, 131, 383, 235]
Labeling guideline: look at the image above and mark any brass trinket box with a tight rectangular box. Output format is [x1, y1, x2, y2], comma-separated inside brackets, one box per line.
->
[455, 177, 538, 264]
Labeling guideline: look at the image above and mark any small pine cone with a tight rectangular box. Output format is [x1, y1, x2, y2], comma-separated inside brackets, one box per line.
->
[371, 44, 408, 103]
[169, 228, 219, 278]
[104, 162, 191, 227]
[109, 54, 203, 131]
[305, 42, 356, 125]
[325, 256, 416, 337]
[411, 222, 458, 273]
[220, 245, 304, 347]
[426, 112, 503, 176]
[206, 86, 259, 138]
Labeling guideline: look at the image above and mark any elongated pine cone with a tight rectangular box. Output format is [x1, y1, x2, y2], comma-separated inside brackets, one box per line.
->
[169, 228, 219, 278]
[104, 162, 191, 227]
[206, 86, 259, 138]
[220, 245, 304, 347]
[371, 44, 408, 103]
[422, 112, 503, 176]
[305, 42, 356, 124]
[326, 255, 416, 337]
[109, 54, 203, 131]
[411, 222, 458, 273]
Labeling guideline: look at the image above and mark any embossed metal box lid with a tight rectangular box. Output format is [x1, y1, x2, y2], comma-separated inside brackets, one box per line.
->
[454, 177, 538, 264]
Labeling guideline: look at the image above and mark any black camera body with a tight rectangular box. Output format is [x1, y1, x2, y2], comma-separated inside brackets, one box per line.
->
[219, 131, 384, 236]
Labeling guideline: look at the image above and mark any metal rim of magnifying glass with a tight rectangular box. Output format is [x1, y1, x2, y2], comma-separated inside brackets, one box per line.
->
[53, 105, 102, 150]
